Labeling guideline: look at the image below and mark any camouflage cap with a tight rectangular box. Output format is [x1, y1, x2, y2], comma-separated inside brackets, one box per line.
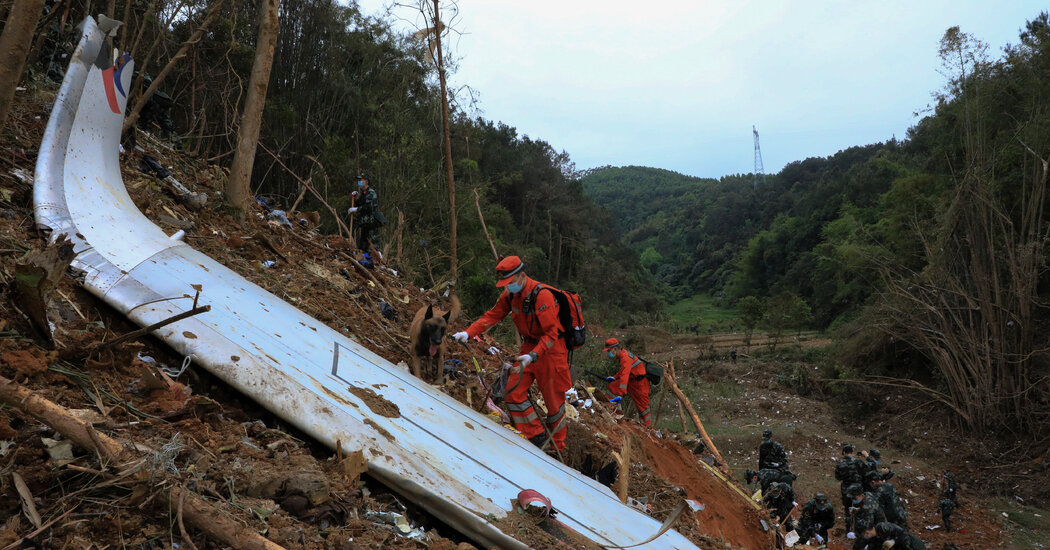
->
[846, 483, 864, 497]
[864, 470, 881, 482]
[762, 429, 772, 439]
[814, 492, 828, 502]
[744, 468, 758, 483]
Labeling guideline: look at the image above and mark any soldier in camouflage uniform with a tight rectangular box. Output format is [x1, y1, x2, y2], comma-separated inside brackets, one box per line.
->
[867, 471, 907, 529]
[762, 481, 796, 524]
[845, 483, 886, 538]
[854, 521, 927, 550]
[835, 444, 866, 525]
[758, 429, 789, 471]
[798, 492, 835, 545]
[347, 173, 384, 257]
[939, 470, 959, 530]
[745, 467, 797, 495]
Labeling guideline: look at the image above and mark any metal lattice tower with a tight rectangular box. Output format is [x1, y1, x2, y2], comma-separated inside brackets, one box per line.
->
[753, 125, 766, 188]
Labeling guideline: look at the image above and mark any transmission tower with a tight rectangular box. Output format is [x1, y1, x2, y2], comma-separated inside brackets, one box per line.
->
[753, 125, 766, 188]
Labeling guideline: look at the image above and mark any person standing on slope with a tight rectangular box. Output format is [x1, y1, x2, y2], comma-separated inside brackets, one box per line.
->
[452, 256, 572, 452]
[602, 338, 652, 426]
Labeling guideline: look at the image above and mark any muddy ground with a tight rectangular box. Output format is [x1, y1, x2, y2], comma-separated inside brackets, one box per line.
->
[0, 82, 768, 549]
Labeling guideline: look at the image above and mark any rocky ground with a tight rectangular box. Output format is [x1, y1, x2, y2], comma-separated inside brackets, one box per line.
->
[0, 80, 769, 549]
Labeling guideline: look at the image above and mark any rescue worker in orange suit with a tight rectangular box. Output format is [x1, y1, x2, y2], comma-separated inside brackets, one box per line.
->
[602, 338, 651, 426]
[451, 256, 572, 451]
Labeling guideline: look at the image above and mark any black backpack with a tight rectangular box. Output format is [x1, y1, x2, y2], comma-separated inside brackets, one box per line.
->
[642, 360, 663, 386]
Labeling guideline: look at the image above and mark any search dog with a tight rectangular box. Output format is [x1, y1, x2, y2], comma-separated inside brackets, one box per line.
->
[408, 296, 461, 384]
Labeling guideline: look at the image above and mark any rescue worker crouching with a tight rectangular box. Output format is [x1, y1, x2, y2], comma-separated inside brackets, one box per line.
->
[452, 256, 572, 451]
[602, 338, 651, 426]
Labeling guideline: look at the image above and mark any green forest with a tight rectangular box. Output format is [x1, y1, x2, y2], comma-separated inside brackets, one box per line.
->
[3, 1, 1048, 437]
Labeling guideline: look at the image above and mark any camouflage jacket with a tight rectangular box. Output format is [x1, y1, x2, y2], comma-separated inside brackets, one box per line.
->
[762, 482, 795, 523]
[799, 499, 835, 533]
[352, 187, 380, 227]
[876, 481, 907, 527]
[853, 521, 926, 550]
[835, 456, 866, 486]
[759, 440, 788, 470]
[757, 468, 796, 493]
[848, 492, 886, 532]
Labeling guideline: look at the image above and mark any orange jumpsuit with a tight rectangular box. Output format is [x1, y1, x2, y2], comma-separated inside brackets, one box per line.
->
[465, 277, 571, 450]
[606, 348, 651, 426]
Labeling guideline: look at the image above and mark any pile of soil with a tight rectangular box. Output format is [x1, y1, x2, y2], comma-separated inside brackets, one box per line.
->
[0, 79, 767, 548]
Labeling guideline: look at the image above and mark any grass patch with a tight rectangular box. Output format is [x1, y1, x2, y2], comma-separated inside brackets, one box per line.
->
[666, 294, 738, 329]
[990, 498, 1050, 549]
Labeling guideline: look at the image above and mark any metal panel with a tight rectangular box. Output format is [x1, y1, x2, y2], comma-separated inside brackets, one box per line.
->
[34, 17, 700, 550]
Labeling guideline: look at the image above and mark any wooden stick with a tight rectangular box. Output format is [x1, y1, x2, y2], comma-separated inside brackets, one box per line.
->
[473, 188, 499, 261]
[665, 371, 729, 473]
[613, 436, 630, 503]
[99, 305, 211, 350]
[288, 182, 308, 216]
[670, 362, 689, 433]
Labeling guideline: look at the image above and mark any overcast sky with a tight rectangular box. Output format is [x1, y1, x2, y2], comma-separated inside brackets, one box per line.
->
[355, 1, 1046, 179]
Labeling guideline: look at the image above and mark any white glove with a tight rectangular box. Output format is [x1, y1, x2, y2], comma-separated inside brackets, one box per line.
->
[882, 541, 895, 549]
[516, 354, 533, 367]
[846, 532, 856, 540]
[347, 207, 358, 214]
[815, 534, 824, 544]
[451, 331, 469, 343]
[792, 501, 798, 507]
[351, 191, 359, 197]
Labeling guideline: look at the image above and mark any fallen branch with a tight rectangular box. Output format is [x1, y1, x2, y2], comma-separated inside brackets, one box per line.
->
[99, 305, 211, 350]
[664, 370, 729, 474]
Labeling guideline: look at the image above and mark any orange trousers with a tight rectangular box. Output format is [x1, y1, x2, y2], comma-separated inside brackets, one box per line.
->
[503, 348, 572, 450]
[628, 377, 652, 426]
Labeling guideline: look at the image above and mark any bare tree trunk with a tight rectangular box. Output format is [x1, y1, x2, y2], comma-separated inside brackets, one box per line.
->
[0, 0, 46, 131]
[227, 0, 280, 218]
[432, 0, 457, 282]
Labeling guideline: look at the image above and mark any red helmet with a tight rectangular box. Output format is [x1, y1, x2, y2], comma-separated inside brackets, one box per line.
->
[495, 256, 525, 287]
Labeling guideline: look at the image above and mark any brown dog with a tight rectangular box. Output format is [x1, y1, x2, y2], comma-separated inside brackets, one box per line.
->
[408, 296, 461, 384]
